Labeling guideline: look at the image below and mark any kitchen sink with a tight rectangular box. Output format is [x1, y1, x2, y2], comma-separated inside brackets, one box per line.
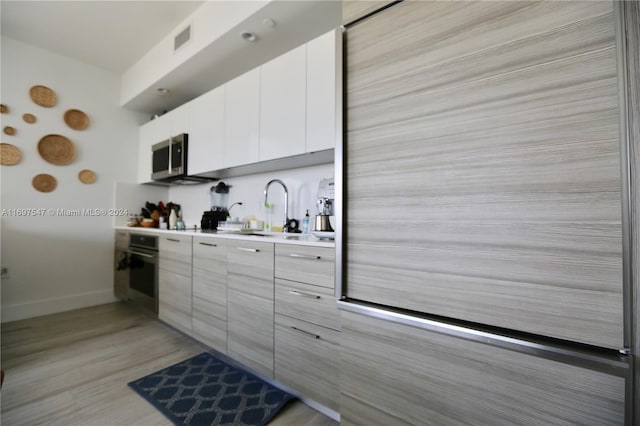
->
[246, 232, 301, 240]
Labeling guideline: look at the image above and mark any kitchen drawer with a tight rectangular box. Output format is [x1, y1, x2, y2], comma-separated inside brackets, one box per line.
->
[193, 237, 226, 276]
[159, 269, 192, 335]
[275, 278, 340, 331]
[193, 237, 226, 303]
[159, 234, 192, 277]
[275, 314, 340, 411]
[227, 240, 274, 300]
[340, 311, 625, 425]
[115, 230, 129, 250]
[192, 296, 226, 354]
[275, 244, 335, 289]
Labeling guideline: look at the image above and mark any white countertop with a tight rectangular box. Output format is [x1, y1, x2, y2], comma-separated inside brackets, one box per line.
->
[115, 226, 335, 248]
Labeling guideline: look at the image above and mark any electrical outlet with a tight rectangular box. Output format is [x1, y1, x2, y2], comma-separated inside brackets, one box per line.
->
[1, 267, 9, 279]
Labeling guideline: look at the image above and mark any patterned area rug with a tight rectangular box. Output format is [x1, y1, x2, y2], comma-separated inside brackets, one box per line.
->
[128, 352, 294, 426]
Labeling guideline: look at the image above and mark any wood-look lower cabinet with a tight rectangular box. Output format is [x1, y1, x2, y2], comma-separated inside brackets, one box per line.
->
[226, 239, 275, 378]
[192, 236, 227, 354]
[274, 244, 340, 411]
[275, 314, 340, 412]
[158, 234, 192, 335]
[340, 311, 626, 426]
[275, 244, 335, 288]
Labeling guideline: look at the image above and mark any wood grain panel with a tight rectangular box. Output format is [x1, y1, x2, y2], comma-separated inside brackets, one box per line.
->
[340, 311, 626, 425]
[342, 0, 396, 25]
[226, 239, 274, 377]
[275, 279, 340, 331]
[192, 296, 226, 354]
[192, 237, 227, 304]
[345, 0, 624, 348]
[226, 240, 274, 300]
[191, 236, 227, 353]
[275, 245, 335, 289]
[158, 269, 192, 335]
[227, 288, 274, 378]
[620, 0, 640, 420]
[159, 234, 192, 277]
[275, 314, 340, 411]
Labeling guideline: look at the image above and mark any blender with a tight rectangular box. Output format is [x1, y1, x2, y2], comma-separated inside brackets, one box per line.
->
[201, 182, 230, 230]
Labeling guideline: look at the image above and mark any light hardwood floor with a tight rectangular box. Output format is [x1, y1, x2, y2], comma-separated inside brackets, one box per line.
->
[0, 302, 337, 426]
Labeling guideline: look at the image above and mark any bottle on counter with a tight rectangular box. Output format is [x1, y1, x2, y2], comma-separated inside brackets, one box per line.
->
[176, 216, 185, 231]
[169, 208, 178, 230]
[302, 209, 310, 233]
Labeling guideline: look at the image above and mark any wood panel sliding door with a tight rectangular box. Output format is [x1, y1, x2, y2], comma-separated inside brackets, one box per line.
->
[344, 0, 624, 349]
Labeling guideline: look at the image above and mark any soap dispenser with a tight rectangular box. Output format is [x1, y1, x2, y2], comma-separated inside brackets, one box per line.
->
[302, 209, 310, 233]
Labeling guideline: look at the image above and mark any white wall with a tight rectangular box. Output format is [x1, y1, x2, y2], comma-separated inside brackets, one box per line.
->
[0, 37, 146, 322]
[168, 163, 334, 231]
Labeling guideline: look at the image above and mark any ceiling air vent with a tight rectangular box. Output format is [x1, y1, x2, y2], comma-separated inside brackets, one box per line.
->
[174, 25, 191, 51]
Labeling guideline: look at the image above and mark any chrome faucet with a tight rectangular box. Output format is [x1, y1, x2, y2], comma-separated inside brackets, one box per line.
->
[264, 179, 288, 232]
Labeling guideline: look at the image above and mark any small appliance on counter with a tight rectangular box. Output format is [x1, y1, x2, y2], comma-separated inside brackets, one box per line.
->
[313, 178, 335, 239]
[201, 182, 230, 230]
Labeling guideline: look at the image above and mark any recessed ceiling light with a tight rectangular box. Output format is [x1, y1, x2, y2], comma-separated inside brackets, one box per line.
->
[157, 88, 170, 94]
[241, 31, 257, 42]
[262, 18, 276, 28]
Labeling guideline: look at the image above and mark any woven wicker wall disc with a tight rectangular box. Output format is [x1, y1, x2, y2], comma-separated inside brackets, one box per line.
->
[0, 143, 21, 165]
[23, 113, 37, 124]
[0, 104, 8, 113]
[32, 174, 57, 192]
[3, 126, 16, 136]
[30, 85, 57, 107]
[78, 169, 96, 184]
[38, 134, 76, 165]
[64, 109, 90, 130]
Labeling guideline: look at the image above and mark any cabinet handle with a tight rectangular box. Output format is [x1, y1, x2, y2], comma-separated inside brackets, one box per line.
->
[289, 253, 321, 260]
[168, 135, 172, 173]
[290, 326, 320, 340]
[288, 290, 320, 299]
[199, 242, 217, 247]
[238, 247, 259, 253]
[125, 249, 157, 259]
[166, 238, 181, 243]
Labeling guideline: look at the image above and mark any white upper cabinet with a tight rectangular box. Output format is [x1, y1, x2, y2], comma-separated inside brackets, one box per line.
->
[306, 29, 339, 152]
[138, 119, 160, 184]
[259, 44, 307, 161]
[137, 103, 190, 184]
[224, 68, 260, 168]
[188, 86, 225, 175]
[138, 30, 339, 181]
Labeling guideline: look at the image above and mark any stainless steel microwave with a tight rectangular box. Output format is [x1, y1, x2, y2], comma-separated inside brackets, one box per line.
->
[151, 134, 214, 184]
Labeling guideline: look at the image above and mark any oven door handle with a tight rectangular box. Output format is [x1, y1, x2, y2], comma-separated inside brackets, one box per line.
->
[125, 249, 157, 259]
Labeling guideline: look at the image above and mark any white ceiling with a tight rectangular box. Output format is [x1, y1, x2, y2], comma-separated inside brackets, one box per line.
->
[0, 1, 341, 113]
[0, 0, 205, 74]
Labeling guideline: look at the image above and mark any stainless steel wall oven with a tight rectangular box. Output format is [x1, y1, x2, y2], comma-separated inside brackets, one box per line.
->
[116, 233, 158, 314]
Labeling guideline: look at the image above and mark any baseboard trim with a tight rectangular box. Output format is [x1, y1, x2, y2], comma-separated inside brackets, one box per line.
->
[1, 289, 118, 323]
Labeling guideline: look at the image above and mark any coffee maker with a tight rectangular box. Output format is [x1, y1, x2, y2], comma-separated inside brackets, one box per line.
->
[201, 182, 230, 230]
[315, 178, 335, 234]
